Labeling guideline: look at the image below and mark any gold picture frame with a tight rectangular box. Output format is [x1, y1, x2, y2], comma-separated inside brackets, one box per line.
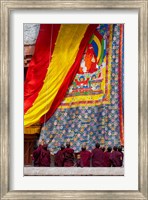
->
[0, 0, 147, 199]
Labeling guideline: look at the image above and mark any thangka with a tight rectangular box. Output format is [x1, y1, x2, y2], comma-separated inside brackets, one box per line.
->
[39, 24, 124, 153]
[59, 25, 112, 108]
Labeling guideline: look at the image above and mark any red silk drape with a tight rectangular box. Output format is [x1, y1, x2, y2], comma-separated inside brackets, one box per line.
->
[24, 24, 61, 113]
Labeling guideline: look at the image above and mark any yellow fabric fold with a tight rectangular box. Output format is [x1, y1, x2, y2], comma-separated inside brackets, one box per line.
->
[24, 24, 89, 127]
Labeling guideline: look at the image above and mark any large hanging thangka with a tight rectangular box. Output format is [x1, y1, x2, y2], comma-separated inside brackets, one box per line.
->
[39, 24, 124, 153]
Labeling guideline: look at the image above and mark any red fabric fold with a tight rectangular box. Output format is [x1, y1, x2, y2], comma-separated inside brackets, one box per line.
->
[40, 24, 98, 123]
[24, 24, 61, 113]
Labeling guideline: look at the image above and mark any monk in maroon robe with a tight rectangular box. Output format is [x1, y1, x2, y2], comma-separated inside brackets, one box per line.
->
[39, 144, 51, 167]
[75, 154, 81, 167]
[104, 146, 112, 167]
[118, 146, 124, 167]
[110, 146, 122, 167]
[32, 145, 42, 166]
[63, 142, 74, 167]
[54, 144, 65, 167]
[79, 144, 92, 167]
[101, 146, 106, 152]
[92, 143, 105, 167]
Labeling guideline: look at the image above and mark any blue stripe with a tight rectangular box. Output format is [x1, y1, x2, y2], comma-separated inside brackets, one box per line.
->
[91, 40, 98, 57]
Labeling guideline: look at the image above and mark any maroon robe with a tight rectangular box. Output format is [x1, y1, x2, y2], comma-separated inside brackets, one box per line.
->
[120, 152, 124, 166]
[80, 150, 92, 167]
[39, 145, 51, 167]
[54, 149, 65, 167]
[104, 151, 112, 167]
[76, 157, 82, 167]
[63, 148, 74, 167]
[32, 145, 42, 166]
[109, 151, 122, 167]
[92, 148, 105, 167]
[75, 153, 81, 167]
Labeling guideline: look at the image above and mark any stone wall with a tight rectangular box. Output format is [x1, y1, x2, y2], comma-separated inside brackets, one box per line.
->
[24, 24, 39, 76]
[24, 24, 39, 45]
[24, 167, 124, 176]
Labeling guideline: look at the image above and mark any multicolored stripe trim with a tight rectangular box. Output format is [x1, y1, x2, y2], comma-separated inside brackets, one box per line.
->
[118, 24, 124, 145]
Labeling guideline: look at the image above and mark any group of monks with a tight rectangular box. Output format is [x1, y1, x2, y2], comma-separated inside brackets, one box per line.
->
[32, 139, 124, 167]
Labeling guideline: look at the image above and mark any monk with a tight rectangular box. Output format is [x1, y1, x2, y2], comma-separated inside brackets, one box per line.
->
[32, 139, 44, 167]
[110, 146, 122, 167]
[79, 144, 92, 167]
[63, 142, 74, 167]
[118, 146, 124, 167]
[101, 146, 106, 152]
[32, 145, 42, 166]
[32, 139, 50, 167]
[39, 144, 51, 167]
[104, 146, 112, 167]
[92, 143, 105, 167]
[54, 144, 65, 167]
[75, 154, 81, 167]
